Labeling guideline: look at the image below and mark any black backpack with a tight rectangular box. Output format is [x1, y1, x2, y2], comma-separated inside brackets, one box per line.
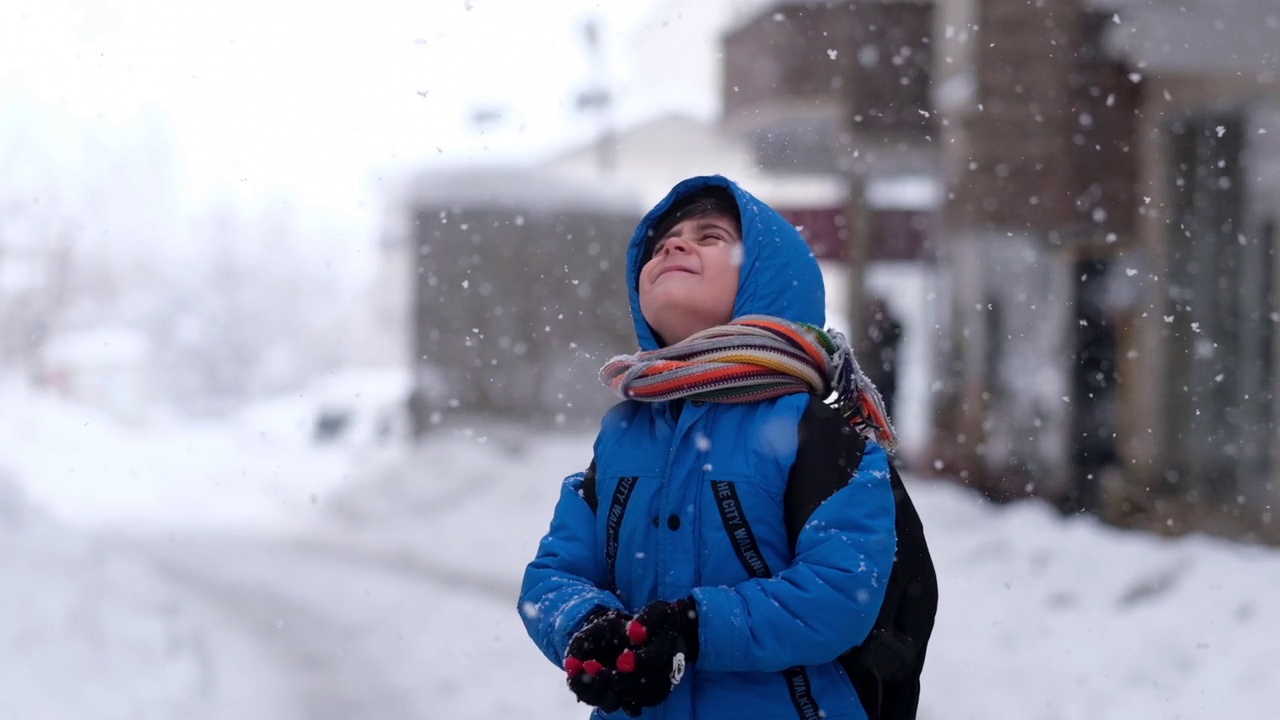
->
[784, 401, 938, 720]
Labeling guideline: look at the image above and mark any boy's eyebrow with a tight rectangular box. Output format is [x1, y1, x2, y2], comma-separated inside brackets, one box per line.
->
[660, 218, 738, 240]
[694, 219, 736, 235]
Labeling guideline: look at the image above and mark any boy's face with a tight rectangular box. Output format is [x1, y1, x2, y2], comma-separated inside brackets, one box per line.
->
[638, 211, 743, 345]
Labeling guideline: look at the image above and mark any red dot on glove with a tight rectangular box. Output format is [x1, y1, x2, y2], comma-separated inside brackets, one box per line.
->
[616, 649, 637, 673]
[583, 659, 604, 677]
[565, 656, 584, 679]
[627, 620, 648, 645]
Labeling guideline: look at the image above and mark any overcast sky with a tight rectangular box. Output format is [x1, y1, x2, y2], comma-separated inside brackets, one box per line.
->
[1, 0, 759, 221]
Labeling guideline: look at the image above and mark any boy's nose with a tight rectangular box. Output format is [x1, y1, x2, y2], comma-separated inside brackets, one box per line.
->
[662, 235, 691, 254]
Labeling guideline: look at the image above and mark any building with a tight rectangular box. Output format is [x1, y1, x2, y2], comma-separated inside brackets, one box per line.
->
[930, 0, 1136, 506]
[393, 166, 641, 429]
[931, 0, 1280, 541]
[1108, 0, 1280, 539]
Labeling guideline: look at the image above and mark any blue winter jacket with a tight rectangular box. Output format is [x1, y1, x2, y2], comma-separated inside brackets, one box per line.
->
[519, 175, 897, 720]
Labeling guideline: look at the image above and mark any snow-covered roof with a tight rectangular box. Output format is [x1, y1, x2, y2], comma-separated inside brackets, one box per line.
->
[724, 0, 930, 38]
[542, 112, 849, 210]
[399, 165, 641, 216]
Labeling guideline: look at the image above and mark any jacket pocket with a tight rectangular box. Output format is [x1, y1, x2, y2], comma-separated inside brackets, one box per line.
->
[699, 474, 789, 587]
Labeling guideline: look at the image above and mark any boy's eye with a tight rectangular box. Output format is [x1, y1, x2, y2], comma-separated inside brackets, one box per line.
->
[650, 230, 732, 257]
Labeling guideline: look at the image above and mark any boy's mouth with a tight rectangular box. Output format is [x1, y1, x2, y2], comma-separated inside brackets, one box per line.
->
[654, 264, 696, 279]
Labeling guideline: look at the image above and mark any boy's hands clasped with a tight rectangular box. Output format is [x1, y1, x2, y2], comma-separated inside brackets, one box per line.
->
[564, 598, 700, 716]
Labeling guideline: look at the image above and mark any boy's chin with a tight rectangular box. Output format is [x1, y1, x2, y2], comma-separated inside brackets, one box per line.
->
[646, 317, 725, 346]
[645, 287, 712, 313]
[642, 294, 734, 342]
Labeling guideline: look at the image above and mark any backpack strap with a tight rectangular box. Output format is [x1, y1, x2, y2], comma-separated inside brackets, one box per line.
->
[581, 459, 599, 513]
[783, 400, 867, 549]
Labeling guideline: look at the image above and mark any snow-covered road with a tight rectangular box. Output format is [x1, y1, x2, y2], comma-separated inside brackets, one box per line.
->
[123, 531, 577, 720]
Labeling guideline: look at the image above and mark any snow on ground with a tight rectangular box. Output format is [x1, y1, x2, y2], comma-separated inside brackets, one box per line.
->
[913, 482, 1279, 720]
[2, 378, 1279, 718]
[0, 471, 292, 720]
[125, 529, 581, 720]
[0, 377, 364, 530]
[0, 379, 362, 719]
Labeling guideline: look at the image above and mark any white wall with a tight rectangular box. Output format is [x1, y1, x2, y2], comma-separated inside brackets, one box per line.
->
[822, 260, 939, 463]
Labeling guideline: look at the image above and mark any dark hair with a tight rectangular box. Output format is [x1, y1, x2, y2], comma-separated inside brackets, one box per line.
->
[643, 186, 741, 262]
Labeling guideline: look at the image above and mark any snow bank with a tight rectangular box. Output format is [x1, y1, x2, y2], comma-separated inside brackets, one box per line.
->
[916, 481, 1279, 719]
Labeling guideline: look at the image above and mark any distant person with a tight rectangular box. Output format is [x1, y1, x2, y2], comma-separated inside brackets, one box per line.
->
[518, 176, 936, 719]
[862, 296, 903, 422]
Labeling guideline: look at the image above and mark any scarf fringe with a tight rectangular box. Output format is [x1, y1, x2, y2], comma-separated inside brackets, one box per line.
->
[600, 315, 899, 452]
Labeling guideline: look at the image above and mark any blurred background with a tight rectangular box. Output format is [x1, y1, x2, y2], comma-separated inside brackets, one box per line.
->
[2, 0, 1279, 718]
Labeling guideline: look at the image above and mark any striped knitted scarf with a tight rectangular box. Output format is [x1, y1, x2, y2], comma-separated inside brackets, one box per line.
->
[600, 315, 898, 452]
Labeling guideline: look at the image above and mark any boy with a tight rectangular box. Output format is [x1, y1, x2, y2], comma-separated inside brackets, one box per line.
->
[519, 176, 906, 719]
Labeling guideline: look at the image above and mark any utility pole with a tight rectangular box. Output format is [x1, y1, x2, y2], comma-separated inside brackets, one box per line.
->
[844, 166, 869, 344]
[577, 17, 615, 175]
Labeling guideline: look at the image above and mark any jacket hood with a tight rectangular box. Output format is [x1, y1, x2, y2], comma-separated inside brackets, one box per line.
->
[626, 175, 826, 351]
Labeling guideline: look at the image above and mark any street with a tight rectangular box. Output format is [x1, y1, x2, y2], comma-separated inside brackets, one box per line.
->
[125, 530, 578, 720]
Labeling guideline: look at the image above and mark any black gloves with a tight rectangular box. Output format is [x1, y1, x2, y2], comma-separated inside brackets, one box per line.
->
[614, 598, 699, 708]
[564, 599, 700, 717]
[565, 609, 634, 713]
